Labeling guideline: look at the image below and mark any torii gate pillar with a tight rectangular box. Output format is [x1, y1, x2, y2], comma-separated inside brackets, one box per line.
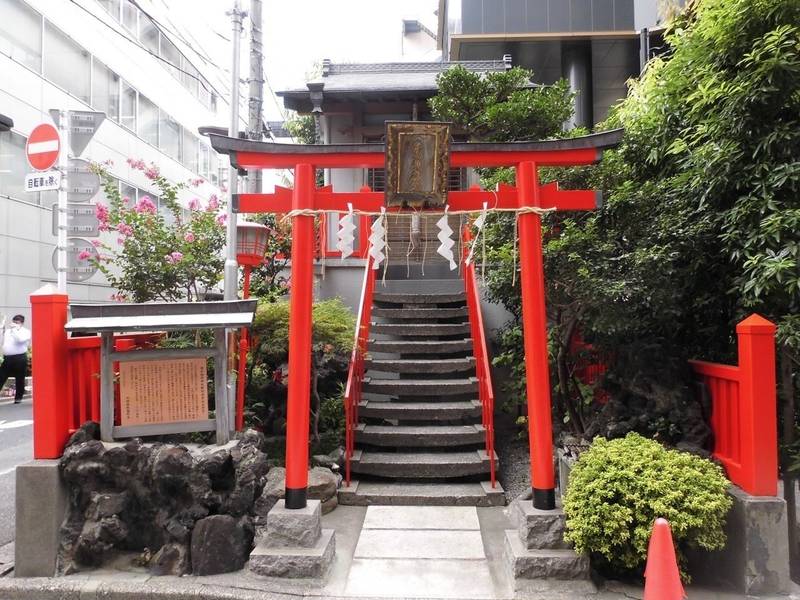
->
[285, 163, 315, 509]
[518, 161, 555, 510]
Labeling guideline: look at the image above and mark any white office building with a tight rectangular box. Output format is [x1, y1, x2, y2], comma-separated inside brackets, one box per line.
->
[0, 0, 238, 319]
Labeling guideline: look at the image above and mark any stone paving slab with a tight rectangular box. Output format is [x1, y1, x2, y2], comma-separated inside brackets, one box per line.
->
[361, 506, 480, 531]
[343, 558, 495, 599]
[353, 529, 485, 560]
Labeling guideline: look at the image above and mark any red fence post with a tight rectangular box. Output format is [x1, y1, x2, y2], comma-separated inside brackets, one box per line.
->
[30, 285, 70, 459]
[736, 314, 778, 496]
[284, 163, 316, 509]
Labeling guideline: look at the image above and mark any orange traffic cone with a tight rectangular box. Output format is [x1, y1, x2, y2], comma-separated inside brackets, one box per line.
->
[644, 518, 686, 600]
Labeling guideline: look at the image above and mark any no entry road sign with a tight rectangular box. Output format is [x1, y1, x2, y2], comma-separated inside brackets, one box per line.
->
[26, 123, 61, 171]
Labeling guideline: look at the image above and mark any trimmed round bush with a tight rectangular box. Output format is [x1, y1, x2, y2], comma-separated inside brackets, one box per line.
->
[563, 432, 732, 578]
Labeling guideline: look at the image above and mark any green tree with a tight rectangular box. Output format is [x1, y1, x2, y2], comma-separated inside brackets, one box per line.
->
[90, 159, 225, 302]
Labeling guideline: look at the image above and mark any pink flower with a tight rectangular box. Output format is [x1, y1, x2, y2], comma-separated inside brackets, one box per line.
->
[99, 223, 110, 232]
[122, 196, 131, 205]
[188, 198, 202, 211]
[117, 237, 125, 245]
[117, 222, 133, 237]
[95, 202, 109, 224]
[207, 195, 220, 211]
[110, 293, 127, 302]
[101, 159, 114, 167]
[77, 250, 92, 261]
[126, 158, 146, 170]
[144, 165, 160, 180]
[189, 178, 204, 187]
[216, 213, 227, 226]
[165, 251, 184, 264]
[184, 231, 195, 242]
[134, 196, 157, 214]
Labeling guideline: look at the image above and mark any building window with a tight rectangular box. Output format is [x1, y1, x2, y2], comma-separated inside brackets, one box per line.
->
[97, 0, 121, 20]
[198, 144, 211, 180]
[0, 0, 43, 72]
[121, 0, 138, 33]
[182, 129, 198, 173]
[139, 15, 160, 55]
[160, 35, 181, 78]
[92, 58, 120, 122]
[119, 182, 137, 203]
[43, 22, 90, 103]
[0, 131, 29, 201]
[120, 81, 137, 131]
[159, 113, 182, 163]
[181, 58, 199, 96]
[138, 95, 159, 146]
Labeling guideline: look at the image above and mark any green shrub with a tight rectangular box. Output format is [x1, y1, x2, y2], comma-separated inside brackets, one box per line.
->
[563, 433, 732, 579]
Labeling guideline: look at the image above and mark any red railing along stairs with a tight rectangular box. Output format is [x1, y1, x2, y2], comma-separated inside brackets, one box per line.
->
[341, 234, 503, 506]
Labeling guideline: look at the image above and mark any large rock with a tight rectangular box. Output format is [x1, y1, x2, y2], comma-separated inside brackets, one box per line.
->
[255, 467, 338, 519]
[190, 514, 253, 575]
[57, 427, 270, 575]
[149, 542, 190, 576]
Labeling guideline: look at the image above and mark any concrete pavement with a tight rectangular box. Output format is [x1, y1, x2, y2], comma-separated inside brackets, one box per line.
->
[1, 504, 798, 599]
[0, 397, 33, 547]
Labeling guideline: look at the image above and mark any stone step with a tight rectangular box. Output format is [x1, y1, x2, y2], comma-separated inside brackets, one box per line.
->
[372, 307, 469, 320]
[363, 377, 478, 396]
[339, 480, 505, 507]
[503, 531, 589, 581]
[368, 338, 472, 355]
[359, 399, 482, 420]
[349, 449, 496, 478]
[364, 357, 475, 374]
[356, 423, 486, 447]
[371, 322, 472, 337]
[374, 291, 466, 305]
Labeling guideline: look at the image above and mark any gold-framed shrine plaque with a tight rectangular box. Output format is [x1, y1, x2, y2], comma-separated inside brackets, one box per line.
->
[119, 358, 208, 425]
[385, 121, 450, 208]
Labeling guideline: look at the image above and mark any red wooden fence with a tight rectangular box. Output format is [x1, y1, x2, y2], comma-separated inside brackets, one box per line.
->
[31, 288, 160, 459]
[689, 314, 777, 496]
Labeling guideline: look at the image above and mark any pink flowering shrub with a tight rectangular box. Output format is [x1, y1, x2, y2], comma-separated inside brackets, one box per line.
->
[90, 159, 226, 302]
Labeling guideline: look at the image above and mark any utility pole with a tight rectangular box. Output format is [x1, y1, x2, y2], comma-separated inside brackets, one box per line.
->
[246, 0, 264, 194]
[224, 0, 245, 437]
[224, 0, 244, 302]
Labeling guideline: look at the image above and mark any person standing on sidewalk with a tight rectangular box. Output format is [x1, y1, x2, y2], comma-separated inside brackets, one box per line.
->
[0, 315, 31, 403]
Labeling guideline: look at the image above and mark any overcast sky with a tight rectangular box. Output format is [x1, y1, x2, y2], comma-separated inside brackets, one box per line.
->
[161, 0, 441, 121]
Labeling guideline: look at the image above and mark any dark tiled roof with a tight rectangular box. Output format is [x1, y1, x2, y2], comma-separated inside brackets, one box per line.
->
[278, 59, 511, 109]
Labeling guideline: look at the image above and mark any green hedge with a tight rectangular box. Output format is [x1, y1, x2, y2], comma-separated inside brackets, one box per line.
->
[564, 433, 732, 579]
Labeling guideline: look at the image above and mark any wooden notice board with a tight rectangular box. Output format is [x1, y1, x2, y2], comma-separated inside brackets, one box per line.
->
[119, 358, 208, 425]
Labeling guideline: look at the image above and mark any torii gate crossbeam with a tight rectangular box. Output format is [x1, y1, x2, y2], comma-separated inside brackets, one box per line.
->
[210, 129, 622, 511]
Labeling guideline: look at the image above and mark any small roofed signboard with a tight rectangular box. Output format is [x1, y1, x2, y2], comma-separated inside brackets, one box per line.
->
[385, 121, 450, 208]
[119, 358, 208, 425]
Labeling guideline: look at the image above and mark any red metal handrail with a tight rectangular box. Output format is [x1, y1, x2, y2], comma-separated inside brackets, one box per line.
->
[461, 226, 496, 488]
[344, 254, 376, 486]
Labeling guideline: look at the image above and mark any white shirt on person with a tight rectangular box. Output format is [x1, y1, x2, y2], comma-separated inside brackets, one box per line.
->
[2, 325, 31, 356]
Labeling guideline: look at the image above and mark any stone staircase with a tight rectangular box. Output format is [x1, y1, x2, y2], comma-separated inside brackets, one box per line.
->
[339, 279, 504, 507]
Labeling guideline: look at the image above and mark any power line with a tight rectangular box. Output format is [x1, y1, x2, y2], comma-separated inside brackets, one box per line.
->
[66, 0, 227, 100]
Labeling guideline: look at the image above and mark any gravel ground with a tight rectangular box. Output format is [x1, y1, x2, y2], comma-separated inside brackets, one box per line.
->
[494, 412, 531, 503]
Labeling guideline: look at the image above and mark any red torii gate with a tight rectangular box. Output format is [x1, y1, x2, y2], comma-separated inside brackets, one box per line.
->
[210, 129, 622, 511]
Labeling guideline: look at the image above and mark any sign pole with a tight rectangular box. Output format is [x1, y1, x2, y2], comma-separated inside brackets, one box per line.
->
[56, 110, 69, 292]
